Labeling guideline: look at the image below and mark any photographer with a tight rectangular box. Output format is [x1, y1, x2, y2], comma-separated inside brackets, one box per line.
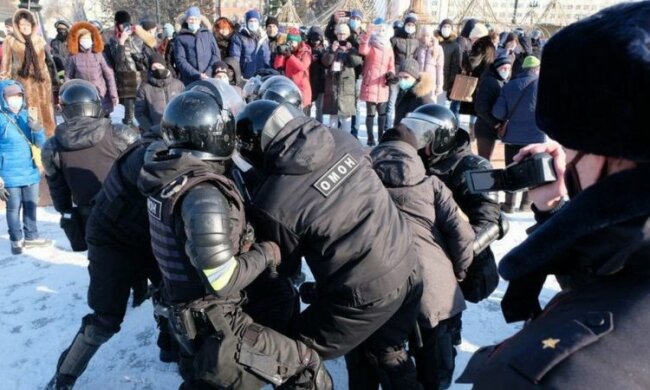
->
[279, 28, 312, 114]
[458, 3, 650, 388]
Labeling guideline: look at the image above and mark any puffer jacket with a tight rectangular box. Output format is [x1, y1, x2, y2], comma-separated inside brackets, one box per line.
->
[285, 43, 312, 107]
[474, 65, 506, 140]
[415, 42, 444, 97]
[135, 72, 184, 132]
[394, 72, 434, 125]
[321, 40, 363, 116]
[174, 24, 221, 85]
[229, 28, 271, 79]
[0, 80, 45, 188]
[65, 22, 118, 113]
[391, 27, 419, 69]
[436, 32, 462, 92]
[359, 33, 395, 103]
[371, 140, 474, 327]
[492, 69, 545, 145]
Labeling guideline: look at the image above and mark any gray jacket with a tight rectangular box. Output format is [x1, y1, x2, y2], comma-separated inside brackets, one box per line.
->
[135, 73, 184, 132]
[371, 140, 475, 327]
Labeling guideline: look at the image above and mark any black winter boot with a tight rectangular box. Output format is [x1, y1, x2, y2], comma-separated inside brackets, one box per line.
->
[377, 114, 387, 141]
[366, 116, 376, 146]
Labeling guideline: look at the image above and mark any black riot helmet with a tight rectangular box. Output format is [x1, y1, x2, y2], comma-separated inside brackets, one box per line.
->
[258, 75, 303, 108]
[161, 80, 244, 160]
[59, 79, 103, 121]
[236, 99, 305, 167]
[400, 104, 459, 156]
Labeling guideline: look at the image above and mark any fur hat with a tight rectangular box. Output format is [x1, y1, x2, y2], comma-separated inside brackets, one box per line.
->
[399, 58, 421, 79]
[68, 21, 104, 54]
[115, 10, 131, 25]
[536, 2, 650, 162]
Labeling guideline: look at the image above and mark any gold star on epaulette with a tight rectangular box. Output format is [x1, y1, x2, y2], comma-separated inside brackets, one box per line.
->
[542, 338, 560, 349]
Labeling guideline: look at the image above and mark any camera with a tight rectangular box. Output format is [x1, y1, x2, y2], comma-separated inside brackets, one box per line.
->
[466, 153, 557, 194]
[276, 44, 292, 56]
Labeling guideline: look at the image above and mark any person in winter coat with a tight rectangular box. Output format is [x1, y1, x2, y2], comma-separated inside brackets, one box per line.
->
[459, 5, 650, 388]
[265, 16, 281, 67]
[282, 28, 312, 113]
[415, 25, 444, 101]
[135, 52, 184, 133]
[213, 17, 235, 62]
[437, 19, 462, 109]
[0, 80, 50, 254]
[474, 55, 511, 161]
[322, 23, 362, 133]
[492, 56, 545, 213]
[388, 14, 419, 128]
[104, 10, 155, 126]
[174, 7, 220, 85]
[359, 19, 396, 146]
[498, 33, 529, 78]
[230, 10, 271, 79]
[394, 59, 434, 125]
[0, 10, 56, 137]
[51, 20, 70, 74]
[65, 22, 119, 116]
[306, 26, 327, 122]
[373, 126, 475, 390]
[159, 23, 179, 79]
[42, 79, 139, 251]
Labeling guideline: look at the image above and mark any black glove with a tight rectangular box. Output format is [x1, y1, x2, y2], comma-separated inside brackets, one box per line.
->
[385, 71, 399, 85]
[299, 281, 319, 304]
[256, 241, 282, 276]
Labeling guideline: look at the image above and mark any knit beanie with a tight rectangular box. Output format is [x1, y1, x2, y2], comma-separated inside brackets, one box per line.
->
[522, 55, 541, 69]
[399, 58, 421, 79]
[350, 9, 363, 19]
[214, 61, 229, 74]
[149, 52, 166, 68]
[245, 10, 261, 22]
[493, 54, 513, 69]
[439, 18, 453, 29]
[163, 23, 174, 38]
[404, 14, 418, 25]
[186, 7, 201, 18]
[141, 19, 156, 31]
[335, 23, 350, 37]
[287, 27, 302, 42]
[266, 16, 279, 27]
[115, 11, 131, 25]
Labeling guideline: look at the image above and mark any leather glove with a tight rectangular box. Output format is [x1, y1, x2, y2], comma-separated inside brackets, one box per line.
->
[257, 241, 282, 274]
[385, 71, 399, 85]
[299, 281, 319, 304]
[0, 177, 8, 202]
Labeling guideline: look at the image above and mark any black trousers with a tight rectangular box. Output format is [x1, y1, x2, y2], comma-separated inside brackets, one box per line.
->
[503, 144, 530, 209]
[413, 314, 462, 390]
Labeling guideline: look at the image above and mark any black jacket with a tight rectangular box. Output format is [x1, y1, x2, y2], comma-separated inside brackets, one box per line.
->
[249, 117, 417, 307]
[395, 72, 434, 125]
[474, 65, 506, 140]
[371, 141, 474, 327]
[391, 28, 419, 69]
[437, 32, 462, 92]
[135, 72, 184, 132]
[459, 164, 650, 389]
[41, 117, 139, 212]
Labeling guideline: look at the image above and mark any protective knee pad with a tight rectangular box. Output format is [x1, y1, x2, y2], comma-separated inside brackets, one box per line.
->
[57, 321, 115, 378]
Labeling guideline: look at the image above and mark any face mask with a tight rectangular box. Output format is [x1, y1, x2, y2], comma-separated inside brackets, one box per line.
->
[498, 69, 510, 80]
[188, 23, 200, 32]
[6, 96, 23, 112]
[247, 22, 259, 32]
[349, 20, 360, 31]
[441, 27, 451, 38]
[405, 25, 416, 35]
[57, 29, 68, 38]
[79, 38, 93, 50]
[152, 68, 170, 79]
[398, 78, 415, 90]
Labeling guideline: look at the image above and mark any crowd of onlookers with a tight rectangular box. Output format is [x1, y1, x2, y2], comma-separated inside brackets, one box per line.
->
[0, 6, 548, 253]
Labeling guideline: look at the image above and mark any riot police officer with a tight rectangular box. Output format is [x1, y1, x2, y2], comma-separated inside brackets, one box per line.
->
[257, 75, 303, 107]
[235, 99, 423, 389]
[137, 81, 331, 389]
[46, 96, 164, 390]
[41, 79, 139, 251]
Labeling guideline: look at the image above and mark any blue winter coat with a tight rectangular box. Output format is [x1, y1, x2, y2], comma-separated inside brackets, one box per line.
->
[492, 69, 546, 145]
[229, 28, 271, 79]
[174, 26, 221, 85]
[0, 80, 45, 188]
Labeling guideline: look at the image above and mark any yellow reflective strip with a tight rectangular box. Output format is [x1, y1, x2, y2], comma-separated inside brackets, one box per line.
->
[203, 260, 238, 292]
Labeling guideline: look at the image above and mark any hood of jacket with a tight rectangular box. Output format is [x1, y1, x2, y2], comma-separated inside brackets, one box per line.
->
[55, 117, 113, 150]
[371, 140, 426, 187]
[264, 116, 335, 175]
[138, 150, 214, 196]
[460, 19, 477, 39]
[0, 80, 26, 116]
[11, 9, 40, 44]
[413, 72, 434, 98]
[68, 21, 104, 54]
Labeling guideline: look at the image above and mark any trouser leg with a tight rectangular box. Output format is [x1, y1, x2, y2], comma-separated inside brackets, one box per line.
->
[315, 93, 324, 123]
[476, 136, 496, 161]
[414, 320, 457, 390]
[6, 186, 23, 241]
[21, 183, 39, 240]
[122, 98, 135, 126]
[377, 102, 388, 142]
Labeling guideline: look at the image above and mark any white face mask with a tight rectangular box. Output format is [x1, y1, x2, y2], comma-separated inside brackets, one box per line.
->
[247, 22, 259, 32]
[405, 25, 416, 35]
[498, 69, 510, 80]
[6, 96, 23, 112]
[79, 38, 93, 50]
[188, 23, 200, 32]
[441, 27, 451, 38]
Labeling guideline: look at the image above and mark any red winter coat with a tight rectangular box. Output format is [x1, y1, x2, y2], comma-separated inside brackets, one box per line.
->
[285, 43, 312, 107]
[358, 33, 395, 104]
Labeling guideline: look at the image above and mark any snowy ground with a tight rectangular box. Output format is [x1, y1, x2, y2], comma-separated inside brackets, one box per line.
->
[0, 104, 561, 388]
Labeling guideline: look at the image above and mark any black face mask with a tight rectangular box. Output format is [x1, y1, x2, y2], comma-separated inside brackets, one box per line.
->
[152, 68, 170, 79]
[57, 29, 68, 38]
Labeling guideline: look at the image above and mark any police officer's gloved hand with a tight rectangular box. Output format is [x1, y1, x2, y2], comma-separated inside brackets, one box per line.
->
[0, 178, 8, 202]
[256, 241, 282, 276]
[299, 281, 319, 304]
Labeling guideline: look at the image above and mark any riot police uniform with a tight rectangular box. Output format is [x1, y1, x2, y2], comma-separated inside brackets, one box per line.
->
[236, 100, 423, 389]
[46, 116, 164, 389]
[41, 79, 139, 251]
[138, 81, 331, 389]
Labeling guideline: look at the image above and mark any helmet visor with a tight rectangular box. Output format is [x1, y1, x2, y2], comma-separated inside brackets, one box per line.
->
[401, 112, 456, 155]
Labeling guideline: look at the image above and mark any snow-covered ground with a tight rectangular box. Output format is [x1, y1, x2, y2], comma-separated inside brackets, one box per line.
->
[0, 104, 561, 388]
[0, 207, 561, 389]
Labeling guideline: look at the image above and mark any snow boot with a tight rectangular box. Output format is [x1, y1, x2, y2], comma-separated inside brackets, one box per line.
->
[11, 239, 23, 255]
[377, 114, 387, 142]
[366, 116, 376, 146]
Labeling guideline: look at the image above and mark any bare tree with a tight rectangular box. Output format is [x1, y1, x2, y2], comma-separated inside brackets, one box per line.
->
[99, 0, 215, 26]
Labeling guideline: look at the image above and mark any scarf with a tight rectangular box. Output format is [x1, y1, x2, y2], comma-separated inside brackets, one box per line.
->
[18, 33, 44, 82]
[370, 33, 388, 49]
